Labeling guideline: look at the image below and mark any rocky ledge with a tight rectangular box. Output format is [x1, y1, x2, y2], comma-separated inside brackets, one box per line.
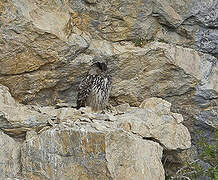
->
[0, 85, 191, 180]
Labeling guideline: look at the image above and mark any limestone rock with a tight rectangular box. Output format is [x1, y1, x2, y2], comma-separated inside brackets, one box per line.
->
[117, 98, 191, 150]
[0, 0, 217, 178]
[0, 130, 21, 179]
[20, 99, 190, 179]
[0, 85, 17, 107]
[101, 41, 216, 105]
[21, 124, 164, 180]
[0, 0, 90, 105]
[25, 130, 38, 141]
[115, 103, 131, 114]
[0, 85, 50, 136]
[106, 131, 164, 180]
[153, 0, 183, 27]
[140, 97, 171, 115]
[0, 0, 216, 109]
[152, 0, 218, 57]
[153, 42, 217, 92]
[0, 84, 191, 179]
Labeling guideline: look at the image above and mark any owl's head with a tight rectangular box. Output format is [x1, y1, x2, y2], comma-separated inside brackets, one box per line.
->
[89, 62, 108, 75]
[95, 62, 107, 72]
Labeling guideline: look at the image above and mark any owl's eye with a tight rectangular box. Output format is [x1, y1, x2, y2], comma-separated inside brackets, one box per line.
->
[99, 63, 107, 71]
[97, 62, 101, 68]
[93, 62, 107, 71]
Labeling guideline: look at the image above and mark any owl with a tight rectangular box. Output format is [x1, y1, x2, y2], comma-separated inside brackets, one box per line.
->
[76, 62, 112, 111]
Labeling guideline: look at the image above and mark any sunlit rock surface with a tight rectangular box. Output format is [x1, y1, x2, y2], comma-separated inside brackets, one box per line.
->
[0, 85, 191, 179]
[0, 130, 21, 179]
[0, 0, 217, 179]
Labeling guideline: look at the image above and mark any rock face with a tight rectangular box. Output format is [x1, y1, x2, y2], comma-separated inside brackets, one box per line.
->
[21, 126, 164, 180]
[0, 0, 217, 178]
[119, 97, 191, 150]
[0, 85, 191, 179]
[0, 130, 21, 179]
[0, 0, 216, 105]
[0, 85, 50, 137]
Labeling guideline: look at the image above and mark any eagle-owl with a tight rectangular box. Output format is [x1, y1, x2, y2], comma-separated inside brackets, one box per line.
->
[77, 62, 112, 111]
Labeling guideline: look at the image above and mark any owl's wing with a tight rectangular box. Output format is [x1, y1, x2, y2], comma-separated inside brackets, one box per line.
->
[76, 74, 95, 109]
[107, 74, 112, 88]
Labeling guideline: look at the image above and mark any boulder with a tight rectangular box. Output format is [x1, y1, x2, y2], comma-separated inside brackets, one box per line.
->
[0, 0, 217, 178]
[21, 125, 164, 180]
[0, 130, 21, 179]
[0, 85, 50, 137]
[0, 84, 191, 179]
[117, 98, 191, 150]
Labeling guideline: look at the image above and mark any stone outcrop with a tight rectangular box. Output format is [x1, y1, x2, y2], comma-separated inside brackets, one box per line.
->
[0, 85, 50, 137]
[0, 130, 21, 179]
[21, 125, 164, 180]
[118, 97, 191, 150]
[0, 85, 191, 179]
[0, 0, 217, 178]
[153, 0, 218, 57]
[0, 0, 216, 106]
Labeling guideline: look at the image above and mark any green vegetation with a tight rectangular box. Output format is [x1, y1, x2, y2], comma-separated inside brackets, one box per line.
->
[131, 36, 169, 47]
[165, 128, 217, 180]
[131, 38, 146, 47]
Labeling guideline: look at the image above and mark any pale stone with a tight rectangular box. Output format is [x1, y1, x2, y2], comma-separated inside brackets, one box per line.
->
[171, 113, 184, 123]
[115, 103, 131, 114]
[140, 97, 171, 115]
[0, 131, 21, 179]
[12, 0, 70, 41]
[25, 130, 38, 141]
[39, 106, 80, 123]
[0, 84, 191, 179]
[105, 131, 164, 180]
[0, 85, 17, 107]
[0, 103, 50, 136]
[0, 85, 50, 136]
[21, 124, 164, 180]
[117, 99, 191, 150]
[0, 0, 217, 178]
[153, 42, 217, 92]
[153, 0, 183, 27]
[19, 98, 191, 179]
[140, 98, 184, 123]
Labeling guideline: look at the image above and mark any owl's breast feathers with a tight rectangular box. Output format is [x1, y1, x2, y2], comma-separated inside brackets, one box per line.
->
[77, 73, 112, 110]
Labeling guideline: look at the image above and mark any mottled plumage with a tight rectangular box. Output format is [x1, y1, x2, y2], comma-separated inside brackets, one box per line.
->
[77, 62, 111, 111]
